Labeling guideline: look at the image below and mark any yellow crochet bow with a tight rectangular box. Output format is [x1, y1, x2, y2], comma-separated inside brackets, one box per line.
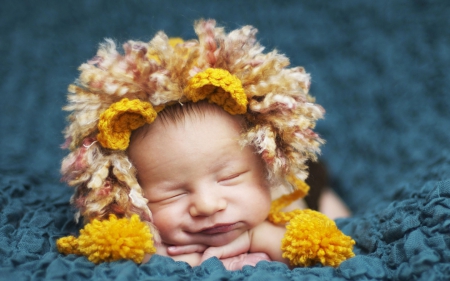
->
[97, 68, 247, 150]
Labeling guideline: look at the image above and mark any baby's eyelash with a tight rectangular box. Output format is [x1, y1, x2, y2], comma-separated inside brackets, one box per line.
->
[219, 170, 249, 182]
[222, 173, 241, 180]
[148, 192, 186, 204]
[171, 192, 187, 199]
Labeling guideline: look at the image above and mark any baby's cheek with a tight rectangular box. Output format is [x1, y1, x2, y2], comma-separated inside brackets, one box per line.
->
[254, 188, 272, 225]
[151, 209, 173, 229]
[151, 208, 185, 243]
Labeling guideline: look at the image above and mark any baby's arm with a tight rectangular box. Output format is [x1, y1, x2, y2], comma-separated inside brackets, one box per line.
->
[248, 221, 289, 264]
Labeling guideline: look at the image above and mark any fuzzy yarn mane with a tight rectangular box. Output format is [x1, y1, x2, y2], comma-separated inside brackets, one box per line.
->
[61, 19, 324, 225]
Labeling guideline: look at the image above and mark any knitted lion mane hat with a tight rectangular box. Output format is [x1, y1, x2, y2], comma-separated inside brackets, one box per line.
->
[57, 19, 354, 266]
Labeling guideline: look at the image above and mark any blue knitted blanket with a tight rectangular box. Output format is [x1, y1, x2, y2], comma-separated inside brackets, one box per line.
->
[1, 1, 450, 280]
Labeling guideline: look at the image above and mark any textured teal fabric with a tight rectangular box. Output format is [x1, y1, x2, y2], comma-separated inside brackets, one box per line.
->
[1, 0, 450, 280]
[1, 175, 449, 280]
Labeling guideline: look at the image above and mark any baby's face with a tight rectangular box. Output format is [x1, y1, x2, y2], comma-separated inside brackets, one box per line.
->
[128, 107, 271, 247]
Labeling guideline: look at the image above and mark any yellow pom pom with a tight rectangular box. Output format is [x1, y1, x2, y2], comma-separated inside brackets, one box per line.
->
[97, 98, 158, 150]
[184, 68, 248, 115]
[57, 214, 156, 264]
[281, 209, 355, 267]
[57, 236, 81, 256]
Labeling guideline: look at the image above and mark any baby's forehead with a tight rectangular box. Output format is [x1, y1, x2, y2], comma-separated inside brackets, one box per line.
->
[134, 101, 245, 138]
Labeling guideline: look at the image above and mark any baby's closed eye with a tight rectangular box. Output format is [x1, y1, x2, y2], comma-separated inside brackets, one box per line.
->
[218, 170, 249, 185]
[147, 190, 188, 204]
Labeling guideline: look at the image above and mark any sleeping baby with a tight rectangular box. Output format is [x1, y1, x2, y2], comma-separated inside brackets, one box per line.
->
[56, 19, 354, 270]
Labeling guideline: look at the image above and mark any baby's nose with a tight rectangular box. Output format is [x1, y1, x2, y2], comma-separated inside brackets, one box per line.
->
[189, 191, 227, 217]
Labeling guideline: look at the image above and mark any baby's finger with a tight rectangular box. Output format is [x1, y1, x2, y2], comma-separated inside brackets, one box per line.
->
[221, 253, 271, 271]
[201, 233, 251, 262]
[167, 244, 208, 255]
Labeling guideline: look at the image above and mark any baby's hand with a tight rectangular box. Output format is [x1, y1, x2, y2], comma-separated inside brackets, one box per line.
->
[200, 232, 251, 262]
[220, 252, 271, 270]
[167, 243, 271, 270]
[146, 242, 205, 267]
[167, 232, 270, 270]
[167, 232, 271, 270]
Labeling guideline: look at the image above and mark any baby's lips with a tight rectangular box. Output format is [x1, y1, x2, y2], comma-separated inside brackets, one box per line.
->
[199, 223, 237, 235]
